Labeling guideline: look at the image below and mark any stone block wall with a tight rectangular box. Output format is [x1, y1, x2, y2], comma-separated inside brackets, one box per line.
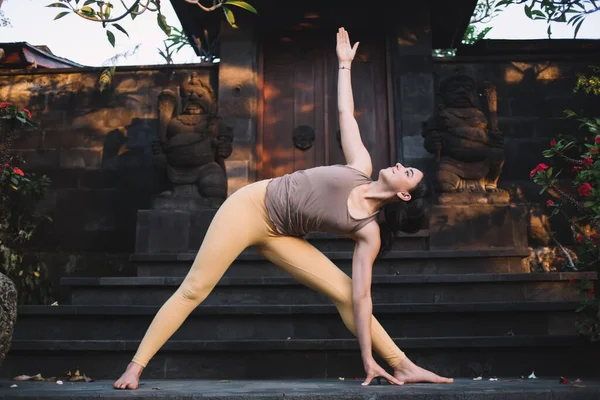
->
[0, 64, 227, 301]
[433, 59, 600, 181]
[430, 46, 600, 245]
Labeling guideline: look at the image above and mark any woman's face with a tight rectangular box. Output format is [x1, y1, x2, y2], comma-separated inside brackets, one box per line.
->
[378, 163, 423, 201]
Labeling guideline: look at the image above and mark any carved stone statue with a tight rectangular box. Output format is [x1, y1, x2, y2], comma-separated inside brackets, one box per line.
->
[152, 72, 233, 209]
[422, 67, 505, 195]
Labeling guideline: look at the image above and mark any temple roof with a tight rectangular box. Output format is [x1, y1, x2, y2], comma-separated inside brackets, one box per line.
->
[0, 42, 85, 69]
[170, 0, 477, 55]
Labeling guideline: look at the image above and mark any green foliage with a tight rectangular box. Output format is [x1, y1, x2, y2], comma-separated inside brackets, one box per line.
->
[432, 24, 493, 57]
[494, 0, 600, 38]
[529, 66, 600, 341]
[571, 278, 599, 341]
[575, 66, 600, 96]
[47, 0, 258, 51]
[0, 102, 53, 305]
[463, 25, 493, 45]
[434, 0, 599, 57]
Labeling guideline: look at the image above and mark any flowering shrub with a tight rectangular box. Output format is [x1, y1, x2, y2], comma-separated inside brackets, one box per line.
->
[530, 67, 600, 341]
[1, 101, 53, 304]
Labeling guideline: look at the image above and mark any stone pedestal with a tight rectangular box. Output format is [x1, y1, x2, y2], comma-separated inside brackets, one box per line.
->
[429, 203, 527, 250]
[436, 191, 510, 205]
[134, 209, 218, 253]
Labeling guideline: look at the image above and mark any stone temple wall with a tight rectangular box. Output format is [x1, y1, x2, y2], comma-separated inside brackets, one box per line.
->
[0, 64, 228, 302]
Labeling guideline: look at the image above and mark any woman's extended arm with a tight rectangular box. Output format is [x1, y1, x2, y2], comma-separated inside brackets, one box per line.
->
[350, 222, 403, 386]
[336, 27, 372, 176]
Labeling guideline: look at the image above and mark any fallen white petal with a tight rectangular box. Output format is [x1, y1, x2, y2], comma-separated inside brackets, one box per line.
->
[473, 377, 483, 381]
[56, 380, 63, 385]
[489, 378, 499, 381]
[10, 384, 17, 388]
[528, 371, 537, 379]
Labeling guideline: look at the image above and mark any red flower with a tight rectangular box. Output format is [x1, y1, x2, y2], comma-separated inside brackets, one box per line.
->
[569, 279, 577, 285]
[592, 148, 599, 154]
[546, 200, 555, 207]
[12, 167, 24, 177]
[583, 157, 594, 167]
[587, 289, 595, 298]
[576, 235, 584, 243]
[591, 233, 599, 242]
[550, 139, 557, 147]
[0, 101, 10, 108]
[4, 163, 9, 167]
[572, 166, 583, 172]
[22, 108, 32, 119]
[595, 137, 600, 144]
[578, 183, 593, 197]
[530, 163, 549, 178]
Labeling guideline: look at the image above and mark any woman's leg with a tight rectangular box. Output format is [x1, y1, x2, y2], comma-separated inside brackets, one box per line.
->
[257, 235, 453, 384]
[114, 181, 274, 389]
[257, 235, 406, 368]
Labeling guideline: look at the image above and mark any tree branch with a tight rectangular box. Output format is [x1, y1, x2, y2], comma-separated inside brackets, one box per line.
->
[551, 234, 578, 270]
[119, 0, 152, 15]
[554, 151, 585, 166]
[552, 184, 600, 231]
[184, 0, 224, 12]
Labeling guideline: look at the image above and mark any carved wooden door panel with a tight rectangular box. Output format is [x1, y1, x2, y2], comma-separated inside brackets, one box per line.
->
[259, 34, 392, 180]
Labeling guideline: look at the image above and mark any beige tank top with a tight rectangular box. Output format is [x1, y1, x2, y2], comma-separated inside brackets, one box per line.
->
[265, 164, 379, 237]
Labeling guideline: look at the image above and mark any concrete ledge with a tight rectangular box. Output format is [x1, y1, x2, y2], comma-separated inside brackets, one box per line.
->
[61, 272, 597, 287]
[8, 335, 592, 351]
[16, 302, 581, 316]
[130, 248, 531, 262]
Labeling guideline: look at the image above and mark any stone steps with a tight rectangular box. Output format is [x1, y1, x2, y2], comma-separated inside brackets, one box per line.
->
[3, 336, 599, 380]
[61, 273, 591, 306]
[133, 248, 530, 277]
[12, 302, 580, 341]
[302, 231, 430, 251]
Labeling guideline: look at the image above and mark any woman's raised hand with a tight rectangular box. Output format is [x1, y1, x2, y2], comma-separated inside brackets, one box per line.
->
[336, 27, 359, 64]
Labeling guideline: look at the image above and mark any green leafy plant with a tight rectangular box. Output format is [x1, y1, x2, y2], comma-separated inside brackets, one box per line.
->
[0, 102, 53, 305]
[46, 0, 258, 48]
[529, 66, 600, 341]
[495, 0, 600, 38]
[570, 278, 599, 341]
[434, 0, 599, 57]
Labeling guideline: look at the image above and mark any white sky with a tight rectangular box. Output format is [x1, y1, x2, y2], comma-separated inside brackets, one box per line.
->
[1, 0, 599, 67]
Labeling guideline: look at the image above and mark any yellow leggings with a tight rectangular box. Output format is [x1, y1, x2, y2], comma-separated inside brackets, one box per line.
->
[132, 180, 406, 369]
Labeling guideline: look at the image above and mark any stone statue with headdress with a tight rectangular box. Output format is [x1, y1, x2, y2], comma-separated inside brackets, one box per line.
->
[422, 66, 505, 195]
[152, 72, 233, 209]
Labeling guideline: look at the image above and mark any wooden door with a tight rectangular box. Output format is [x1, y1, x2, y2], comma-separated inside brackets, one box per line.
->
[259, 34, 392, 180]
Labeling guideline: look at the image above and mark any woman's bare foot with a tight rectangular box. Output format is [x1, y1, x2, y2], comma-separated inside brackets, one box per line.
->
[393, 358, 454, 384]
[113, 361, 144, 390]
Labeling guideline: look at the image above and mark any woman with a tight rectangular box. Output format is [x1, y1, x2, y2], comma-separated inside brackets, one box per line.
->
[114, 27, 453, 390]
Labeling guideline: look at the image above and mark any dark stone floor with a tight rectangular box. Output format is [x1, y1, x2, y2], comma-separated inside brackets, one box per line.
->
[1, 378, 599, 400]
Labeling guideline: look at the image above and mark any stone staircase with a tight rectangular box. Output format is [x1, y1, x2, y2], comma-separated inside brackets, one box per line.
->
[2, 228, 599, 381]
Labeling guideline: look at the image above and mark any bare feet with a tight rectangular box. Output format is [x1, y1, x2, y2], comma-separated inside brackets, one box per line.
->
[113, 361, 144, 390]
[393, 358, 454, 384]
